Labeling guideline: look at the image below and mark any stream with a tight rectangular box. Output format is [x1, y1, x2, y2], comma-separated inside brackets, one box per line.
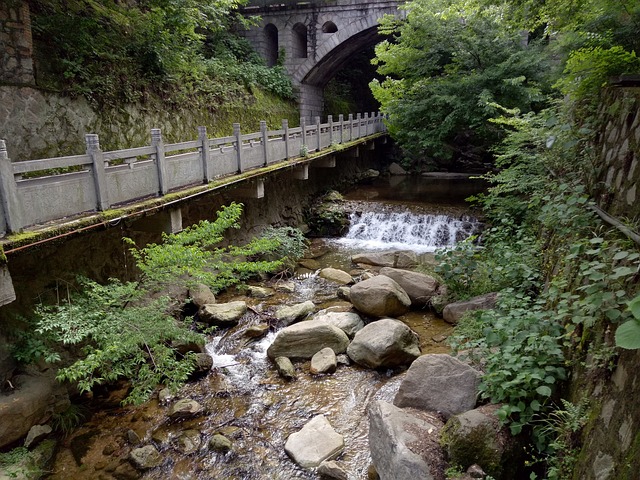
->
[47, 175, 485, 480]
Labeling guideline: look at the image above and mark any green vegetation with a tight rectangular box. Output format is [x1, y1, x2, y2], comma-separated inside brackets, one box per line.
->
[15, 203, 305, 404]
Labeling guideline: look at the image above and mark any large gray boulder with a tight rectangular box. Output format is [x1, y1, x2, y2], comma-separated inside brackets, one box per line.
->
[394, 354, 480, 419]
[379, 268, 439, 306]
[349, 276, 411, 318]
[267, 319, 350, 360]
[275, 300, 315, 326]
[285, 415, 344, 468]
[199, 301, 247, 326]
[368, 400, 445, 480]
[441, 404, 522, 480]
[319, 268, 354, 285]
[351, 250, 417, 268]
[442, 293, 498, 325]
[347, 318, 420, 368]
[312, 311, 364, 338]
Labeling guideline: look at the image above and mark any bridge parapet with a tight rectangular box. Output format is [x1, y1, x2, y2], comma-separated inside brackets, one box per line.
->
[0, 112, 386, 237]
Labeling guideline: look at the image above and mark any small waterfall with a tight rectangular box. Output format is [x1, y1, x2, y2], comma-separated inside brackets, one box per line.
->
[337, 210, 480, 252]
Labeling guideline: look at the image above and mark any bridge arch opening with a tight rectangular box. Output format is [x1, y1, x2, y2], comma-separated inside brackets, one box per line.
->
[322, 21, 338, 34]
[264, 23, 279, 67]
[292, 23, 308, 59]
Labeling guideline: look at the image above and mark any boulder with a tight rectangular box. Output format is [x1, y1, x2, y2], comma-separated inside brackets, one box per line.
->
[209, 433, 232, 453]
[310, 348, 337, 374]
[188, 283, 215, 308]
[394, 354, 480, 419]
[388, 162, 408, 175]
[274, 356, 297, 380]
[274, 281, 296, 293]
[274, 301, 316, 326]
[442, 293, 498, 325]
[169, 399, 203, 418]
[24, 424, 52, 449]
[319, 268, 354, 285]
[351, 250, 417, 268]
[312, 311, 364, 338]
[175, 429, 201, 455]
[245, 324, 270, 339]
[349, 276, 411, 318]
[130, 445, 162, 470]
[318, 460, 349, 480]
[337, 286, 351, 301]
[189, 353, 213, 378]
[368, 400, 445, 480]
[284, 415, 344, 468]
[379, 268, 439, 306]
[267, 320, 350, 360]
[299, 259, 321, 270]
[441, 405, 522, 479]
[247, 286, 274, 298]
[347, 319, 420, 368]
[199, 301, 247, 326]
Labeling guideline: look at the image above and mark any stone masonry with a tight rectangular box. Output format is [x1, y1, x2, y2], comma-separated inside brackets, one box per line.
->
[0, 0, 34, 85]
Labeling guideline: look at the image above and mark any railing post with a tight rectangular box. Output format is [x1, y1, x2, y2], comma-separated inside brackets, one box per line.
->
[365, 112, 370, 135]
[300, 116, 307, 152]
[260, 120, 269, 166]
[85, 134, 110, 211]
[198, 126, 210, 183]
[356, 113, 362, 138]
[348, 114, 353, 141]
[339, 114, 344, 144]
[0, 140, 24, 232]
[282, 119, 290, 160]
[233, 123, 243, 173]
[328, 115, 334, 145]
[315, 116, 321, 151]
[151, 129, 167, 196]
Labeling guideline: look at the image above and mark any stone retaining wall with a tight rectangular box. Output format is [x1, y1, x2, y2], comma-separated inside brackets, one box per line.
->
[0, 1, 34, 85]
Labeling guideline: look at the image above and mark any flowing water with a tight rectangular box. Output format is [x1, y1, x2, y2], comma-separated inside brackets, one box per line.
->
[48, 175, 485, 480]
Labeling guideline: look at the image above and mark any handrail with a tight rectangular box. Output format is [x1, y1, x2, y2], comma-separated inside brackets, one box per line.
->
[0, 112, 387, 236]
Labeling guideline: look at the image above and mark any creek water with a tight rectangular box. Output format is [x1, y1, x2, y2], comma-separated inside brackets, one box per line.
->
[47, 175, 485, 480]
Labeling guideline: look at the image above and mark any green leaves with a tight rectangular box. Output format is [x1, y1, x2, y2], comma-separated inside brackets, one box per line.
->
[615, 296, 640, 350]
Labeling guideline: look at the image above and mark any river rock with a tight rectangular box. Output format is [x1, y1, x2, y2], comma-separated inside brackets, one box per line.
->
[312, 311, 364, 338]
[274, 300, 315, 326]
[284, 415, 344, 468]
[441, 405, 521, 479]
[245, 324, 270, 339]
[130, 445, 162, 470]
[267, 320, 350, 359]
[274, 356, 297, 380]
[442, 293, 498, 325]
[347, 318, 420, 368]
[189, 353, 213, 378]
[176, 429, 201, 455]
[388, 162, 408, 175]
[24, 424, 52, 449]
[169, 399, 203, 418]
[247, 286, 274, 298]
[274, 280, 296, 293]
[349, 276, 411, 318]
[368, 400, 445, 480]
[209, 433, 232, 453]
[0, 370, 70, 449]
[189, 283, 215, 308]
[351, 250, 417, 268]
[337, 286, 351, 301]
[199, 301, 247, 326]
[393, 354, 480, 419]
[319, 268, 354, 285]
[318, 460, 349, 480]
[310, 347, 337, 374]
[379, 268, 439, 306]
[299, 259, 321, 270]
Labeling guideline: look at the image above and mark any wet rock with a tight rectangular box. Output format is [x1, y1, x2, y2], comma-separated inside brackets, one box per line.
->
[189, 283, 215, 308]
[351, 250, 417, 268]
[199, 301, 247, 326]
[245, 324, 270, 339]
[304, 242, 330, 259]
[169, 399, 203, 418]
[310, 347, 337, 374]
[247, 286, 274, 298]
[319, 268, 354, 285]
[127, 429, 141, 445]
[274, 281, 296, 293]
[368, 400, 445, 480]
[337, 286, 351, 301]
[129, 445, 162, 470]
[171, 338, 205, 356]
[349, 276, 411, 318]
[24, 424, 52, 449]
[361, 169, 380, 179]
[275, 300, 316, 326]
[318, 459, 349, 480]
[209, 433, 232, 453]
[267, 320, 350, 360]
[299, 259, 321, 270]
[442, 293, 498, 325]
[313, 311, 364, 338]
[190, 353, 213, 378]
[394, 354, 480, 419]
[158, 388, 173, 404]
[389, 162, 408, 175]
[284, 415, 344, 468]
[441, 405, 521, 480]
[336, 354, 351, 366]
[274, 356, 297, 380]
[176, 429, 201, 455]
[347, 319, 420, 368]
[379, 267, 439, 306]
[114, 460, 141, 479]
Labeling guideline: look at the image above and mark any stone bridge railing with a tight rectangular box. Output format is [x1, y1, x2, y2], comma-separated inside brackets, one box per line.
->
[0, 112, 386, 236]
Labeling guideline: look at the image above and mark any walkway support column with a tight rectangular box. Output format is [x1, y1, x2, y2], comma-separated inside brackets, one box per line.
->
[0, 140, 24, 233]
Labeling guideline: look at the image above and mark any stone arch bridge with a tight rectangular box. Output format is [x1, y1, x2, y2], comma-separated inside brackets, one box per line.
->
[241, 0, 404, 120]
